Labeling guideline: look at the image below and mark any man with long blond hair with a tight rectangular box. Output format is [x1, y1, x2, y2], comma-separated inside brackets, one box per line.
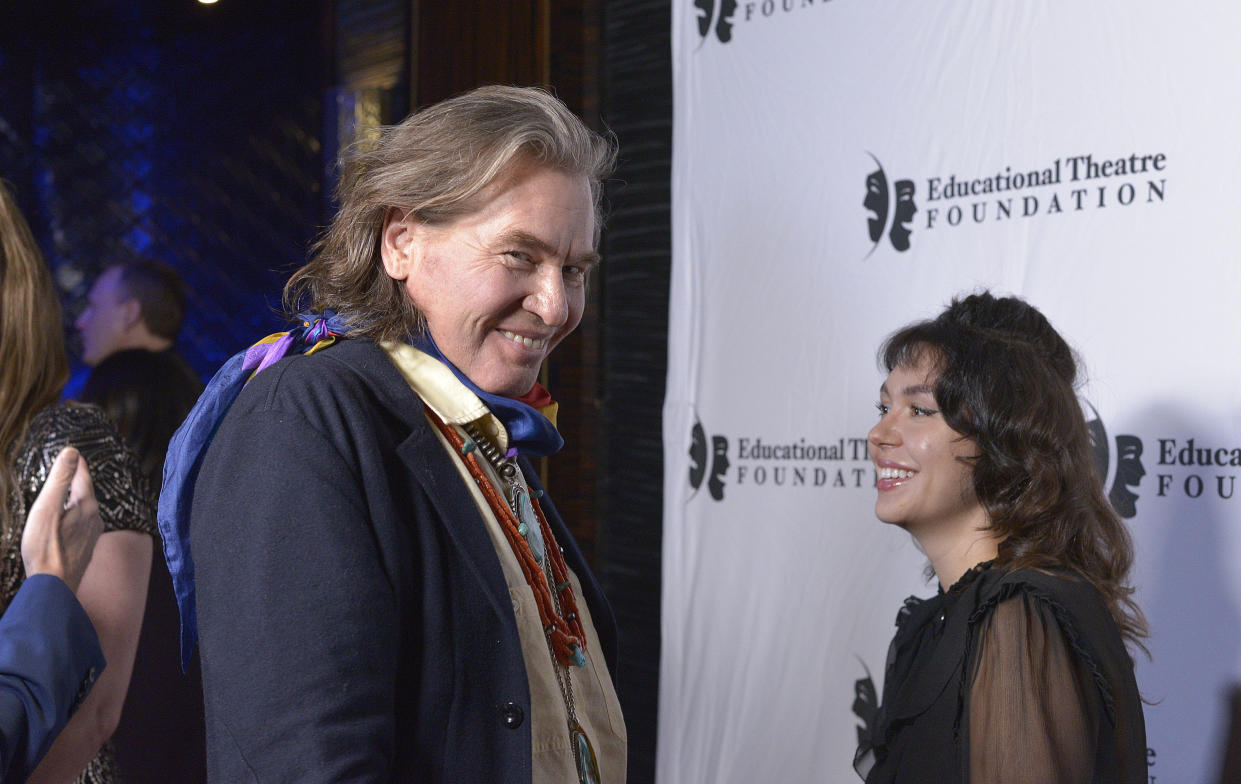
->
[163, 87, 626, 783]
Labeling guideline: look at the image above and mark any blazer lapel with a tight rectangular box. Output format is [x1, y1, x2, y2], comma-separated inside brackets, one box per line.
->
[342, 339, 514, 630]
[396, 418, 514, 629]
[343, 339, 600, 649]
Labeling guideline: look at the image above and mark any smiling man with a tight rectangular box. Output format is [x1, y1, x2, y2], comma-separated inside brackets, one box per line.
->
[171, 86, 623, 784]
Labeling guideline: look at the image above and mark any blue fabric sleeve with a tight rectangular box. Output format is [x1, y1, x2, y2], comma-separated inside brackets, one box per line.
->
[0, 574, 105, 782]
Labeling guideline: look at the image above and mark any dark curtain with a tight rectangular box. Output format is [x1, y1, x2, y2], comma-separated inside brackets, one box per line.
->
[598, 2, 672, 781]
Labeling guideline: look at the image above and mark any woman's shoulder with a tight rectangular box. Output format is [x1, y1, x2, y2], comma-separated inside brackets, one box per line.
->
[24, 400, 113, 443]
[970, 566, 1135, 717]
[978, 567, 1108, 615]
[968, 567, 1118, 643]
[18, 403, 119, 486]
[19, 403, 154, 535]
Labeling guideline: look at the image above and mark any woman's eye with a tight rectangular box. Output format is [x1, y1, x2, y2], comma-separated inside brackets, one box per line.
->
[911, 405, 937, 417]
[875, 402, 889, 416]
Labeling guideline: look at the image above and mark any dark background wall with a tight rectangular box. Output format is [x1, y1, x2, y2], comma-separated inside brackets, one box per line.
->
[597, 2, 671, 780]
[0, 0, 670, 780]
[0, 0, 324, 379]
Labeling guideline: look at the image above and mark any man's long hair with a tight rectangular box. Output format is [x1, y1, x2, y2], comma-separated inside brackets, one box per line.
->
[881, 291, 1148, 652]
[284, 85, 617, 343]
[0, 181, 69, 526]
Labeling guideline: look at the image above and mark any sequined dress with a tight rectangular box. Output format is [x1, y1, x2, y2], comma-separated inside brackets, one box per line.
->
[4, 404, 155, 784]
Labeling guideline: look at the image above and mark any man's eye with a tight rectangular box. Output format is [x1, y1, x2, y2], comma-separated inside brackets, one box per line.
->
[506, 251, 533, 263]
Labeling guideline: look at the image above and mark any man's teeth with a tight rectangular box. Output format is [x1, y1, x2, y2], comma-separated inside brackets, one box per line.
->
[879, 467, 915, 479]
[501, 330, 547, 350]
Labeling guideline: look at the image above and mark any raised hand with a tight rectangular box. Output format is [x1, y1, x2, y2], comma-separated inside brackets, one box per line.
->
[21, 447, 103, 592]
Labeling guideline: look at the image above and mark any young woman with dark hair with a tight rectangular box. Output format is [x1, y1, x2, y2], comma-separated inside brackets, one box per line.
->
[80, 349, 202, 497]
[855, 291, 1147, 783]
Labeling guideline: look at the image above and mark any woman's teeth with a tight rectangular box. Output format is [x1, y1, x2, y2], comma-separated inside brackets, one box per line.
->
[879, 467, 914, 479]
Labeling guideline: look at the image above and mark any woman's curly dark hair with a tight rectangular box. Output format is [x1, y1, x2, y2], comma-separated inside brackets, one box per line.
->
[881, 291, 1148, 652]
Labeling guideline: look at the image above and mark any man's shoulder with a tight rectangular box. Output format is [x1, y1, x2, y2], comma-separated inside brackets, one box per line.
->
[229, 337, 415, 430]
[242, 337, 381, 392]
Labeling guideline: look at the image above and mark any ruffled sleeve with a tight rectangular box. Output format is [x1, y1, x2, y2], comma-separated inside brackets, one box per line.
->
[967, 591, 1102, 784]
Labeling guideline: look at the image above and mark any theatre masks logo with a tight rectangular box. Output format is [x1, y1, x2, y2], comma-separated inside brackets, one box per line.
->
[1084, 402, 1146, 519]
[689, 418, 731, 500]
[694, 0, 738, 44]
[852, 661, 878, 750]
[692, 0, 840, 48]
[864, 154, 918, 256]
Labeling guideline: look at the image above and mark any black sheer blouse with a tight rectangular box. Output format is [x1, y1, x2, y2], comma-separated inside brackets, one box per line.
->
[855, 563, 1146, 784]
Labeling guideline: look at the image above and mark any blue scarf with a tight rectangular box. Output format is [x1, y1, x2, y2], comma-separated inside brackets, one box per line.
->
[408, 331, 563, 458]
[157, 313, 561, 668]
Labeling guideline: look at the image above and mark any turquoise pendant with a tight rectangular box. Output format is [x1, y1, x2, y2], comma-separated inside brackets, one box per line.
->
[572, 722, 602, 784]
[515, 487, 546, 563]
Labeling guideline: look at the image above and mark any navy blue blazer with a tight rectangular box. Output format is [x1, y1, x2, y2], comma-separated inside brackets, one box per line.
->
[190, 338, 618, 783]
[0, 574, 104, 783]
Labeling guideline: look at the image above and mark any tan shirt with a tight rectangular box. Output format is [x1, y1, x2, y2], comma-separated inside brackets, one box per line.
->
[382, 343, 627, 784]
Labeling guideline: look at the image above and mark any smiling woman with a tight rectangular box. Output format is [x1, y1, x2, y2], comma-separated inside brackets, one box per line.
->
[870, 359, 986, 572]
[855, 291, 1148, 784]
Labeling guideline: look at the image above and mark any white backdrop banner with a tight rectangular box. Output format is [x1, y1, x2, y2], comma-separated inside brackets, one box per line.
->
[664, 2, 1241, 782]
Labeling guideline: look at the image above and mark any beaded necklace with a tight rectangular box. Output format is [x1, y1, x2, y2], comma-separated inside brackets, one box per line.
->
[427, 408, 602, 784]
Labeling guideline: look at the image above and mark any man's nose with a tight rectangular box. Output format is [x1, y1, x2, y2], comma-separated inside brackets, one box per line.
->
[526, 268, 568, 328]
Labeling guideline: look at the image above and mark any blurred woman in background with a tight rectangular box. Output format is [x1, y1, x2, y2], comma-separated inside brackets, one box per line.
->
[81, 348, 205, 783]
[1, 180, 152, 784]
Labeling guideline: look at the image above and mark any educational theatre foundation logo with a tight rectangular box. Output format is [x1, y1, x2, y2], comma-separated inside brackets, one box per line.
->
[859, 149, 1169, 256]
[687, 416, 872, 503]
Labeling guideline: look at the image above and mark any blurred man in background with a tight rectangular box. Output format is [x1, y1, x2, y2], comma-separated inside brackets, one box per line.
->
[75, 260, 205, 783]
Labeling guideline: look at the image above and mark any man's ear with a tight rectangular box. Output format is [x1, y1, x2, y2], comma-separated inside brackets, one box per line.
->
[118, 298, 143, 330]
[380, 208, 418, 281]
